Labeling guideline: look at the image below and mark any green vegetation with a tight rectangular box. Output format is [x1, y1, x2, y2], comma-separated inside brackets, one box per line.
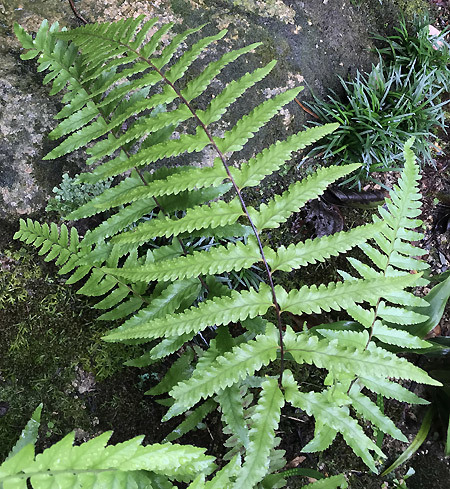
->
[46, 173, 112, 217]
[306, 18, 450, 187]
[0, 246, 148, 461]
[2, 15, 447, 488]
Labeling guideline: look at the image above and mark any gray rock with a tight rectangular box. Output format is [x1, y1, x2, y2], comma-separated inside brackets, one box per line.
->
[0, 0, 430, 227]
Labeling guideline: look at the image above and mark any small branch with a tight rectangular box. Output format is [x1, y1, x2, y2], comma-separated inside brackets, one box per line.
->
[68, 0, 89, 25]
[294, 97, 319, 119]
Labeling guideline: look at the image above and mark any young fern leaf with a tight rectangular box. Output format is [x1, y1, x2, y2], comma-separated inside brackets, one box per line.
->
[216, 384, 250, 449]
[344, 137, 430, 345]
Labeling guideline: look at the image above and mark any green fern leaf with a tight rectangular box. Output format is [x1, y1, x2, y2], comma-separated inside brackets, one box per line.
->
[278, 274, 420, 315]
[359, 376, 429, 405]
[282, 370, 382, 472]
[110, 279, 201, 337]
[104, 238, 261, 282]
[348, 386, 407, 442]
[300, 474, 348, 489]
[148, 333, 198, 361]
[165, 29, 227, 83]
[68, 172, 143, 219]
[0, 431, 215, 487]
[152, 25, 207, 70]
[182, 42, 262, 102]
[217, 87, 302, 154]
[97, 295, 144, 321]
[111, 199, 243, 244]
[103, 285, 273, 342]
[301, 420, 337, 453]
[198, 60, 276, 126]
[101, 163, 226, 207]
[82, 199, 157, 245]
[285, 330, 440, 386]
[232, 123, 339, 189]
[371, 321, 431, 348]
[216, 384, 250, 448]
[248, 164, 360, 231]
[7, 405, 42, 461]
[147, 348, 195, 396]
[376, 301, 427, 325]
[164, 325, 279, 420]
[203, 456, 241, 489]
[164, 399, 217, 443]
[270, 222, 383, 272]
[93, 283, 131, 311]
[44, 118, 108, 160]
[233, 378, 284, 489]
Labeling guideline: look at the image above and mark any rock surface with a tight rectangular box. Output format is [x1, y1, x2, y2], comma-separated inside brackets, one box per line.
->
[0, 0, 430, 227]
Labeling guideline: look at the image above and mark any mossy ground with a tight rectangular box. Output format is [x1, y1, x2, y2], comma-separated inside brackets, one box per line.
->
[0, 246, 170, 459]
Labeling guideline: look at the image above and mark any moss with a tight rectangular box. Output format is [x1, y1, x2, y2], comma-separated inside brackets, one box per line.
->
[392, 0, 429, 17]
[0, 247, 148, 458]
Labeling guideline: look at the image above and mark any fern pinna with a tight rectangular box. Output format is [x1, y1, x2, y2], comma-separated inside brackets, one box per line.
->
[14, 16, 439, 486]
[0, 404, 217, 488]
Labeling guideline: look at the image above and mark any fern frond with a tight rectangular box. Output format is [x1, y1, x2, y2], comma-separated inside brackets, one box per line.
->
[103, 284, 273, 342]
[197, 60, 275, 126]
[202, 456, 241, 489]
[7, 405, 42, 461]
[282, 370, 382, 473]
[99, 163, 226, 207]
[284, 329, 439, 386]
[301, 420, 337, 453]
[248, 164, 360, 231]
[110, 199, 242, 244]
[217, 384, 250, 449]
[233, 378, 284, 489]
[359, 376, 429, 405]
[104, 238, 261, 282]
[232, 123, 338, 189]
[147, 348, 195, 396]
[68, 171, 144, 219]
[164, 325, 279, 420]
[0, 430, 215, 488]
[270, 222, 384, 272]
[278, 273, 420, 315]
[348, 386, 407, 442]
[371, 320, 430, 348]
[217, 87, 300, 153]
[300, 475, 348, 489]
[14, 219, 81, 269]
[112, 279, 201, 333]
[164, 399, 217, 443]
[82, 198, 157, 245]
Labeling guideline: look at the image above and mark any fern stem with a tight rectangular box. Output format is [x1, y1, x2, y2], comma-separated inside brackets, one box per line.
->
[133, 46, 286, 382]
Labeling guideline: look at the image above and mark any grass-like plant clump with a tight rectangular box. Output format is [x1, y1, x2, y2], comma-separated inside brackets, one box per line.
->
[306, 18, 450, 187]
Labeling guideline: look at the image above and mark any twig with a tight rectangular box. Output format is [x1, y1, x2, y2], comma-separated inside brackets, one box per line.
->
[68, 0, 89, 25]
[294, 97, 320, 119]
